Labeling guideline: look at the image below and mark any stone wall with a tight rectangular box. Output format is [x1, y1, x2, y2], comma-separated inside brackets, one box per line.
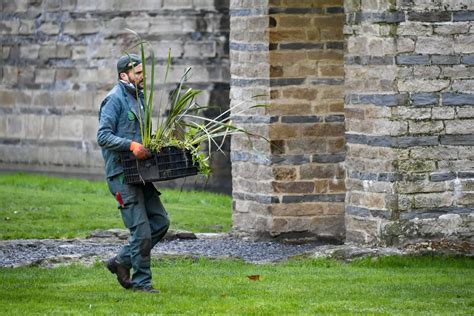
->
[344, 0, 474, 246]
[0, 0, 231, 193]
[230, 0, 346, 242]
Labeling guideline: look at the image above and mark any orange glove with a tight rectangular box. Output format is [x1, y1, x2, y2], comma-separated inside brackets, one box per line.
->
[130, 141, 151, 160]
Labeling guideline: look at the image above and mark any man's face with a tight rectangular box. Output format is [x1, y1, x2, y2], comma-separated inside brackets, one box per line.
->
[124, 63, 144, 89]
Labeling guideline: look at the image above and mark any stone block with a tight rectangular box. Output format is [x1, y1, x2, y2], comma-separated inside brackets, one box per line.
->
[233, 178, 274, 194]
[412, 65, 442, 78]
[1, 46, 10, 59]
[396, 54, 429, 65]
[35, 69, 56, 84]
[269, 29, 307, 42]
[398, 79, 450, 93]
[408, 120, 444, 134]
[310, 215, 345, 239]
[269, 203, 326, 217]
[75, 69, 100, 83]
[25, 114, 42, 139]
[51, 91, 73, 109]
[117, 0, 161, 11]
[453, 10, 474, 21]
[431, 55, 460, 65]
[452, 79, 474, 92]
[74, 0, 113, 11]
[184, 41, 216, 58]
[328, 179, 345, 193]
[64, 19, 101, 35]
[59, 116, 84, 140]
[272, 167, 297, 181]
[0, 116, 7, 137]
[300, 164, 336, 179]
[14, 90, 31, 107]
[398, 159, 436, 173]
[2, 66, 19, 87]
[270, 216, 312, 235]
[276, 16, 311, 28]
[56, 44, 72, 59]
[38, 22, 60, 35]
[415, 36, 454, 54]
[301, 123, 345, 137]
[443, 65, 474, 79]
[269, 123, 300, 139]
[397, 22, 433, 36]
[46, 0, 77, 11]
[41, 115, 59, 140]
[397, 37, 415, 53]
[454, 35, 474, 54]
[445, 120, 474, 134]
[414, 192, 454, 209]
[149, 18, 183, 34]
[56, 68, 78, 81]
[410, 93, 438, 106]
[125, 18, 150, 33]
[398, 179, 448, 194]
[345, 214, 381, 245]
[193, 0, 215, 9]
[83, 116, 99, 140]
[457, 106, 474, 119]
[18, 20, 35, 34]
[407, 11, 451, 22]
[272, 181, 315, 194]
[434, 22, 470, 35]
[2, 1, 29, 12]
[286, 138, 326, 155]
[442, 93, 474, 105]
[163, 0, 192, 8]
[6, 115, 24, 138]
[20, 44, 40, 60]
[431, 107, 455, 120]
[0, 20, 20, 35]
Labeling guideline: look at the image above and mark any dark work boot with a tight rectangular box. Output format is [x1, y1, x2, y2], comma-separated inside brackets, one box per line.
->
[106, 257, 132, 289]
[133, 286, 160, 294]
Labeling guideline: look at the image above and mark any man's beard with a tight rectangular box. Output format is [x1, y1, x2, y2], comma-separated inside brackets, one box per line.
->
[131, 79, 143, 90]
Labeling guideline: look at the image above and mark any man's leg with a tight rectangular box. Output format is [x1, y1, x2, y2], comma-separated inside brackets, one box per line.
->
[107, 176, 153, 289]
[144, 183, 170, 248]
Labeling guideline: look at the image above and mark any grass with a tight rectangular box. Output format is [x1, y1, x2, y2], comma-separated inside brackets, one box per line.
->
[0, 256, 472, 314]
[0, 173, 232, 239]
[1, 173, 473, 314]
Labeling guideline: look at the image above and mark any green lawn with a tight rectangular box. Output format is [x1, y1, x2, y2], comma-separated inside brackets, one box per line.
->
[1, 173, 473, 314]
[0, 173, 232, 239]
[0, 256, 472, 314]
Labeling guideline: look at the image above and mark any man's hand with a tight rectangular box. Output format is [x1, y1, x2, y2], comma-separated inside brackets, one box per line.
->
[130, 141, 151, 160]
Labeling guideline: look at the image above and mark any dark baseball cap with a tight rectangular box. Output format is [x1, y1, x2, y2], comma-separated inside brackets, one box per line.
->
[117, 54, 142, 74]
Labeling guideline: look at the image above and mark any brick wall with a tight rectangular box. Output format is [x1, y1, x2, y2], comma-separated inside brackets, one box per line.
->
[344, 0, 474, 246]
[0, 0, 231, 192]
[230, 0, 345, 241]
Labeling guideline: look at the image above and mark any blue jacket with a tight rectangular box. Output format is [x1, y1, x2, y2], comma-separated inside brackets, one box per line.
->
[97, 82, 145, 178]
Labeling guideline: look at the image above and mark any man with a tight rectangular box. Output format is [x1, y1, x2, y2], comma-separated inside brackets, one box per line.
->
[97, 54, 170, 294]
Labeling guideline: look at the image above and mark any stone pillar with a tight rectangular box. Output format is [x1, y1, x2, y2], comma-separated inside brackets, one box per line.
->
[344, 0, 474, 246]
[230, 0, 345, 241]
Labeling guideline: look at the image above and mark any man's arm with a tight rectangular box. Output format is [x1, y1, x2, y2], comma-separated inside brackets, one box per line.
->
[97, 98, 132, 152]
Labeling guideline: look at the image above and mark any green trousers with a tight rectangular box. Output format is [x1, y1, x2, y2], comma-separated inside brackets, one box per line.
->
[107, 174, 170, 289]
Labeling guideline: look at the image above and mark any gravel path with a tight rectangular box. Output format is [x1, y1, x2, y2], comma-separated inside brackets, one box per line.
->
[0, 235, 320, 268]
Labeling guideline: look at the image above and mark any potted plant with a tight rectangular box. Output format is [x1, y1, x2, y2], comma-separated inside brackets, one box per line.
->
[121, 30, 268, 184]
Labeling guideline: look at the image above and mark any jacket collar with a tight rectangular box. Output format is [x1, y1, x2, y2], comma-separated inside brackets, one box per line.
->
[118, 81, 144, 122]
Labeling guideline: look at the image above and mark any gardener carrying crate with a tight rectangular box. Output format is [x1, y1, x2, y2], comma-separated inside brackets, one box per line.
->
[97, 54, 169, 294]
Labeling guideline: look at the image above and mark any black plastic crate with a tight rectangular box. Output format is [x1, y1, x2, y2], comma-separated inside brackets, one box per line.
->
[120, 146, 199, 184]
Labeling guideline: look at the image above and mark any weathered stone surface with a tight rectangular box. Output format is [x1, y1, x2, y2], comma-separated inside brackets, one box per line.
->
[0, 3, 230, 193]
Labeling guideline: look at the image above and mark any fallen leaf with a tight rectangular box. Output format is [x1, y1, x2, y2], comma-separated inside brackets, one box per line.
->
[247, 275, 260, 281]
